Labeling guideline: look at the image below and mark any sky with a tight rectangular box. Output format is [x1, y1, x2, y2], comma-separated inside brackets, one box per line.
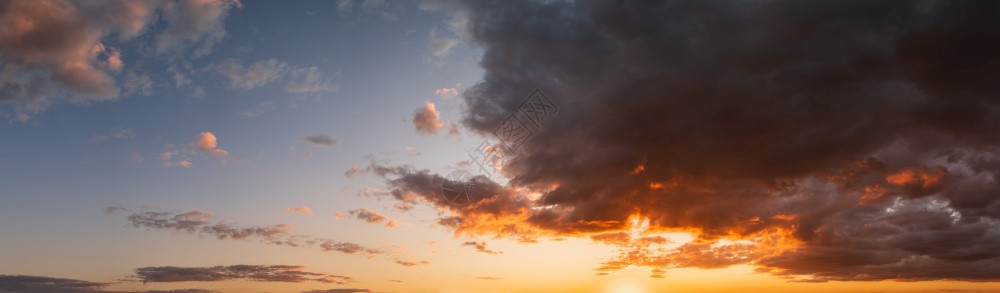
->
[2, 0, 1000, 292]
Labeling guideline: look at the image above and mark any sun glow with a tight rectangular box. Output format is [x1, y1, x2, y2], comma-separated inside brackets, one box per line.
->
[604, 280, 648, 293]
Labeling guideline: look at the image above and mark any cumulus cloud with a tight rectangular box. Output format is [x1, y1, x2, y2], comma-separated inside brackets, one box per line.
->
[0, 0, 240, 117]
[358, 0, 1000, 281]
[304, 135, 339, 148]
[284, 206, 314, 216]
[412, 101, 444, 135]
[135, 265, 350, 284]
[0, 275, 217, 293]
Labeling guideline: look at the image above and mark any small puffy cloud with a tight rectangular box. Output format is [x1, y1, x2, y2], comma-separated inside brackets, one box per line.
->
[434, 87, 458, 98]
[348, 208, 388, 224]
[385, 220, 398, 228]
[193, 131, 229, 158]
[304, 135, 338, 148]
[284, 206, 314, 216]
[103, 206, 128, 214]
[412, 101, 444, 135]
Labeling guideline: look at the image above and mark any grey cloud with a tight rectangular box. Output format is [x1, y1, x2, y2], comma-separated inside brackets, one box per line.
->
[304, 135, 339, 148]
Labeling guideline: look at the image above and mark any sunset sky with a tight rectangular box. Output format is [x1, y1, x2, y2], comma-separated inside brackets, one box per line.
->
[3, 1, 1000, 292]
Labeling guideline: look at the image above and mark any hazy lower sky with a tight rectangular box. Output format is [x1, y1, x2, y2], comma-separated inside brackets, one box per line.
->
[3, 1, 1000, 292]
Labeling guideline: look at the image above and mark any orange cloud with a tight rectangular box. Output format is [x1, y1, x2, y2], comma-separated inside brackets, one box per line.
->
[434, 87, 458, 98]
[194, 131, 229, 157]
[412, 101, 444, 134]
[284, 206, 314, 216]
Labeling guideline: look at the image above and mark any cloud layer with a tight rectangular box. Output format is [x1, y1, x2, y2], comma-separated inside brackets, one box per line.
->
[366, 0, 1000, 281]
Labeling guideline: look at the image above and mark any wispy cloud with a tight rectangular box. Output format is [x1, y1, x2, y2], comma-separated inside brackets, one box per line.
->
[91, 127, 136, 142]
[120, 208, 424, 266]
[462, 241, 502, 255]
[214, 59, 337, 93]
[0, 275, 217, 293]
[135, 265, 350, 284]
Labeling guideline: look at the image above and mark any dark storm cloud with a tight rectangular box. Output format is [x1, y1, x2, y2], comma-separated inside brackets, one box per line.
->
[135, 265, 350, 284]
[0, 275, 217, 293]
[363, 0, 1000, 281]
